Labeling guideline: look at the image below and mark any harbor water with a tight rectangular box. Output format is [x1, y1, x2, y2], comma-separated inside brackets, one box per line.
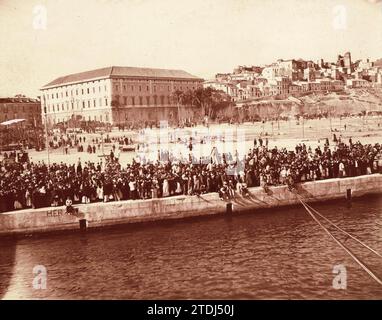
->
[1, 196, 382, 299]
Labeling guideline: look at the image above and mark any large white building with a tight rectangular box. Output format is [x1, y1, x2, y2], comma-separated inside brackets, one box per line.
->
[40, 66, 203, 126]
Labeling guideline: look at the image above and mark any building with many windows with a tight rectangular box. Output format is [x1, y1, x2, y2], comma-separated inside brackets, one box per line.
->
[0, 96, 42, 127]
[40, 66, 204, 126]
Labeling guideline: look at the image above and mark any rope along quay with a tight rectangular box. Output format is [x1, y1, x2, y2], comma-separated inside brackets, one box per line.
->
[293, 191, 382, 286]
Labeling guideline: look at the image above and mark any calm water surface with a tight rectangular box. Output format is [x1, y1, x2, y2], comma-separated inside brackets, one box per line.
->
[1, 196, 381, 299]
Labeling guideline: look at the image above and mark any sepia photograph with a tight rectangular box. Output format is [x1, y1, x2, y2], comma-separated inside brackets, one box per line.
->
[0, 0, 382, 306]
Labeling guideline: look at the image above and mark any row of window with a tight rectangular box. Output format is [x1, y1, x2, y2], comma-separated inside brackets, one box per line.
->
[120, 95, 171, 106]
[51, 114, 109, 124]
[47, 98, 109, 113]
[47, 94, 175, 113]
[45, 85, 108, 101]
[0, 105, 39, 113]
[114, 84, 196, 93]
[45, 79, 200, 102]
[113, 79, 198, 86]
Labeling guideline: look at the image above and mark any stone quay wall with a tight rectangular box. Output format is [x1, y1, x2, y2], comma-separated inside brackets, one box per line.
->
[0, 174, 381, 236]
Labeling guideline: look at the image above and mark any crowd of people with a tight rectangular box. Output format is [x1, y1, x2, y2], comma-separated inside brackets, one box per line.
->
[47, 133, 136, 155]
[0, 138, 381, 213]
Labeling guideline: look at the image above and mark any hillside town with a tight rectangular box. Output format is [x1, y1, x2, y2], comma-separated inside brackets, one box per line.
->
[204, 52, 382, 103]
[1, 52, 382, 138]
[1, 0, 382, 303]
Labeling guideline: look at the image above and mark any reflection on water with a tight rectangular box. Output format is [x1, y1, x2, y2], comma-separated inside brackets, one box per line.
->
[1, 196, 381, 299]
[0, 242, 16, 300]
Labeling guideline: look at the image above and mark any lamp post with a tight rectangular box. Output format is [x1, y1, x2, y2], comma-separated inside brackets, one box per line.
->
[271, 121, 274, 136]
[79, 102, 83, 130]
[339, 115, 342, 132]
[117, 104, 120, 129]
[177, 97, 181, 127]
[101, 109, 108, 155]
[329, 107, 333, 132]
[104, 95, 108, 128]
[70, 97, 76, 142]
[43, 97, 50, 173]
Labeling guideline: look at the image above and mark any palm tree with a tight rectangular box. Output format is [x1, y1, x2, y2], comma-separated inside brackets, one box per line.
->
[171, 87, 232, 124]
[111, 94, 121, 125]
[192, 87, 231, 120]
[191, 87, 210, 117]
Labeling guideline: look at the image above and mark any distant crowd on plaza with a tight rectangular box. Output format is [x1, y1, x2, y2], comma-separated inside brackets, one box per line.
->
[47, 133, 134, 155]
[0, 137, 381, 213]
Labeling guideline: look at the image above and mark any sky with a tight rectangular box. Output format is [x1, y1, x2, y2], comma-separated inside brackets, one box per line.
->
[0, 0, 382, 98]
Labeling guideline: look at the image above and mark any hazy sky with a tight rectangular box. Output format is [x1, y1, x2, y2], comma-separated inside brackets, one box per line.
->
[1, 0, 382, 97]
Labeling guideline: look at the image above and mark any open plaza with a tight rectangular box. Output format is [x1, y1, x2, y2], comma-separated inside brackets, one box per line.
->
[9, 115, 380, 167]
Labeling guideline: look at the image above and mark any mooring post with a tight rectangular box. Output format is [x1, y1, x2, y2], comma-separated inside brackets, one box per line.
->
[79, 219, 88, 231]
[346, 188, 352, 208]
[226, 203, 233, 214]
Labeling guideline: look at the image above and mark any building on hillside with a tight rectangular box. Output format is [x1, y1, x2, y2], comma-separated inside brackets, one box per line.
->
[331, 80, 345, 91]
[247, 85, 264, 98]
[277, 59, 301, 81]
[215, 73, 231, 82]
[233, 65, 263, 74]
[261, 64, 279, 80]
[268, 76, 291, 96]
[337, 52, 353, 74]
[329, 68, 342, 80]
[0, 96, 42, 127]
[289, 83, 302, 95]
[354, 70, 366, 79]
[252, 78, 268, 86]
[257, 82, 271, 97]
[358, 59, 373, 70]
[377, 72, 382, 85]
[344, 52, 353, 73]
[40, 66, 204, 126]
[303, 67, 316, 81]
[299, 81, 310, 92]
[203, 81, 237, 97]
[316, 79, 331, 91]
[309, 81, 322, 92]
[229, 73, 251, 81]
[346, 78, 371, 88]
[374, 58, 382, 68]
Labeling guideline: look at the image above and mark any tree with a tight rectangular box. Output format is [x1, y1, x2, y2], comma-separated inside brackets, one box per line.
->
[111, 95, 121, 125]
[170, 90, 186, 124]
[192, 87, 211, 117]
[111, 94, 120, 108]
[171, 87, 232, 121]
[192, 87, 231, 119]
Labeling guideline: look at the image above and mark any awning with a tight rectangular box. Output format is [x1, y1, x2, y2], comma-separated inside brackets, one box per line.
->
[0, 118, 26, 126]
